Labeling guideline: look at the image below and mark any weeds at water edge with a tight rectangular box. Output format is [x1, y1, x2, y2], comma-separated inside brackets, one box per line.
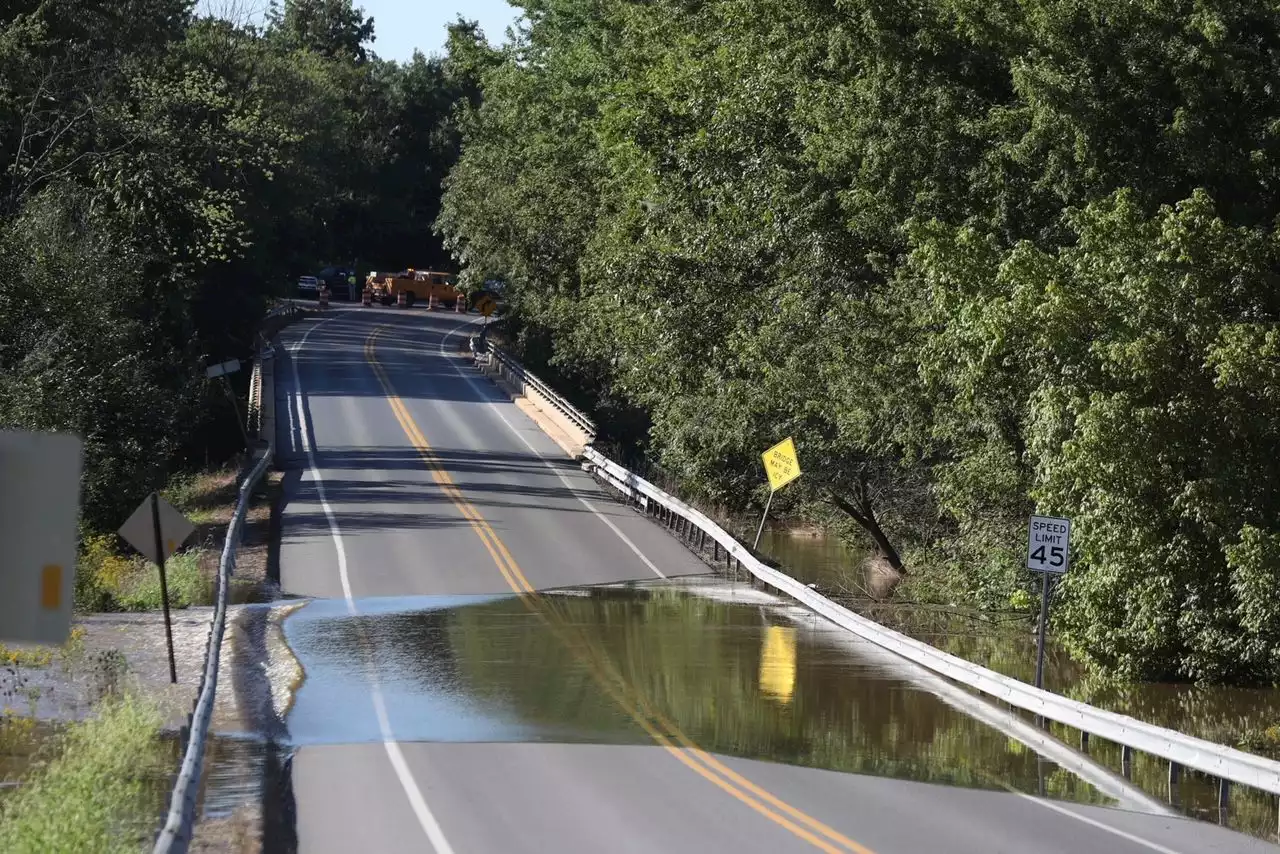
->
[0, 692, 169, 854]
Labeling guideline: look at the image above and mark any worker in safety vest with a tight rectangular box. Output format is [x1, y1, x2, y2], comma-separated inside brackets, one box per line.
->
[346, 272, 357, 301]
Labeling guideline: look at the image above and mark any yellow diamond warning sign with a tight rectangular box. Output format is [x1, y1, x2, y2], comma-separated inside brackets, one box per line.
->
[761, 437, 801, 492]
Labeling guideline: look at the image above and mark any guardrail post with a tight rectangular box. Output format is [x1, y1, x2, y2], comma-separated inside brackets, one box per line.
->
[1218, 778, 1230, 822]
[1167, 761, 1182, 806]
[580, 444, 1280, 808]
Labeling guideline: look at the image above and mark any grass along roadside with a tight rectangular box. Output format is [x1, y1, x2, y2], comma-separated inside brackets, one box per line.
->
[0, 692, 171, 854]
[75, 459, 280, 612]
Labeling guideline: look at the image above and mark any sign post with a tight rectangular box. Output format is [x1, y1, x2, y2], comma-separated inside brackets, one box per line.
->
[755, 437, 802, 549]
[1026, 514, 1071, 690]
[151, 494, 176, 684]
[119, 493, 196, 684]
[206, 359, 248, 447]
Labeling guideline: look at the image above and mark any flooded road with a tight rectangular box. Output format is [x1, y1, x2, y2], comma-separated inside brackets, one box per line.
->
[183, 560, 1280, 846]
[283, 579, 1095, 799]
[755, 528, 1280, 839]
[268, 577, 1255, 831]
[233, 310, 1277, 851]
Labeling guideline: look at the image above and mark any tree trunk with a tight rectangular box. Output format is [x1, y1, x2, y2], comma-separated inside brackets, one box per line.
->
[828, 490, 906, 575]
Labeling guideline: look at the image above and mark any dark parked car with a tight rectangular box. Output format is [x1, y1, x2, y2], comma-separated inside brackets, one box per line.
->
[298, 266, 357, 300]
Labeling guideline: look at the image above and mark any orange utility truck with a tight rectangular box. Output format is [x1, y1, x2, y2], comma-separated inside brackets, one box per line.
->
[365, 269, 460, 308]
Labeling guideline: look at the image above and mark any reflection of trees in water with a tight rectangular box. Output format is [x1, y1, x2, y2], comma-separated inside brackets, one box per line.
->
[925, 632, 1278, 839]
[309, 591, 1276, 840]
[444, 597, 643, 741]
[871, 609, 1280, 749]
[299, 607, 464, 708]
[864, 613, 1280, 837]
[441, 587, 1067, 795]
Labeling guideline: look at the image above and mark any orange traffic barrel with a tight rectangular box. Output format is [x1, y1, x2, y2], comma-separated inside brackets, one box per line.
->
[396, 291, 407, 309]
[362, 287, 372, 307]
[318, 287, 329, 310]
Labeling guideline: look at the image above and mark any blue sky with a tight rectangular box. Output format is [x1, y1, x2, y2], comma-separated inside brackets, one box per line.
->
[196, 1, 519, 60]
[360, 0, 519, 60]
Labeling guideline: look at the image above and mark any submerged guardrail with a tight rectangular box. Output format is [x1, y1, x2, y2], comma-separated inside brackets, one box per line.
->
[464, 333, 1280, 823]
[579, 445, 1280, 813]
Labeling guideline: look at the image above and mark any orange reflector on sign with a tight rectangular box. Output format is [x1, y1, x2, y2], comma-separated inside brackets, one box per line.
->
[40, 564, 62, 610]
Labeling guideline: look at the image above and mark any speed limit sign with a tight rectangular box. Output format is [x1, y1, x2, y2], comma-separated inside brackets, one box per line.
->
[1027, 515, 1071, 574]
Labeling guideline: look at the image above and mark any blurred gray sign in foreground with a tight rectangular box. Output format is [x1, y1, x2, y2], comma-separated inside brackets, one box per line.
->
[118, 494, 195, 567]
[0, 430, 84, 644]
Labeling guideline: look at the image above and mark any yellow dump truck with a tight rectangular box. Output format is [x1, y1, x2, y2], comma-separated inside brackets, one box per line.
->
[365, 269, 460, 308]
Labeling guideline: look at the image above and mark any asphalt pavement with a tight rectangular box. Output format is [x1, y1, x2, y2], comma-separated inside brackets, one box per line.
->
[272, 306, 1273, 854]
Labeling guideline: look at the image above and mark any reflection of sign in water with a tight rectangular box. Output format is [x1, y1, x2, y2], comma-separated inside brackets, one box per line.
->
[761, 437, 801, 491]
[759, 625, 797, 704]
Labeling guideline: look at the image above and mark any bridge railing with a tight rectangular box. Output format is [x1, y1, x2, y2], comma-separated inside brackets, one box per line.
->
[152, 302, 299, 854]
[152, 449, 270, 854]
[578, 445, 1280, 809]
[466, 335, 1280, 812]
[470, 335, 597, 438]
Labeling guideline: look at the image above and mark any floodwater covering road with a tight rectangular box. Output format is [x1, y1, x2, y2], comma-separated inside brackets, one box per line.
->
[239, 306, 1272, 853]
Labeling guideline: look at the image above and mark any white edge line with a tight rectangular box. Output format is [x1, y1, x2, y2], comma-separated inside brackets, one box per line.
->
[289, 313, 457, 854]
[439, 321, 666, 580]
[443, 319, 1199, 854]
[1012, 792, 1186, 854]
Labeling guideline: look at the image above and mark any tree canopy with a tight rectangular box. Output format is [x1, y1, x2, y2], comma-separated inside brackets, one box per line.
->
[0, 0, 483, 531]
[438, 0, 1280, 683]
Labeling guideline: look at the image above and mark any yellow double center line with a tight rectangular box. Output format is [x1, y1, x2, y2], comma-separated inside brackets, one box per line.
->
[364, 324, 875, 854]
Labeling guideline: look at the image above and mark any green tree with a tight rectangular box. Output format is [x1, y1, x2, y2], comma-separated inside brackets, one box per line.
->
[437, 0, 1280, 682]
[0, 0, 474, 537]
[267, 0, 375, 63]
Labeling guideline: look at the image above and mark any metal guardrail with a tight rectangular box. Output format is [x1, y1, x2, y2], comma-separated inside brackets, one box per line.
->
[153, 306, 297, 853]
[581, 446, 1280, 803]
[471, 336, 597, 438]
[152, 448, 271, 854]
[265, 299, 303, 321]
[247, 360, 263, 437]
